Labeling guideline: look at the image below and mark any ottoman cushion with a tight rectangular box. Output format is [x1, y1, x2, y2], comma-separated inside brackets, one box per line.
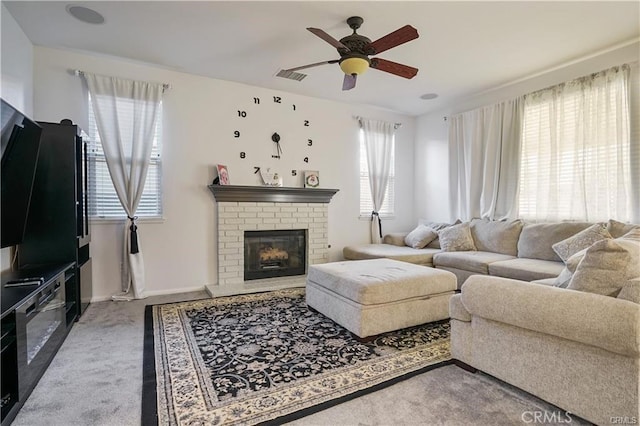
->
[307, 259, 457, 305]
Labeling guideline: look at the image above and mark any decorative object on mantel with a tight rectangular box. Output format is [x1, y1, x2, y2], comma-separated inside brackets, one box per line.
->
[208, 184, 339, 203]
[212, 164, 229, 185]
[304, 170, 319, 188]
[142, 288, 451, 426]
[259, 167, 283, 187]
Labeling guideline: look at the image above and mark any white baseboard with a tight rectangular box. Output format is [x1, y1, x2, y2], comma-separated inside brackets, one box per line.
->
[90, 285, 207, 302]
[206, 277, 306, 298]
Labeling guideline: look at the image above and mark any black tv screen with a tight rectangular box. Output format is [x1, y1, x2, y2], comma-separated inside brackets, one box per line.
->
[1, 99, 42, 248]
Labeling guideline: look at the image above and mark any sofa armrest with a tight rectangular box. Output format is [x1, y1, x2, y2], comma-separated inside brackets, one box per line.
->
[382, 232, 408, 247]
[461, 275, 640, 357]
[450, 294, 471, 322]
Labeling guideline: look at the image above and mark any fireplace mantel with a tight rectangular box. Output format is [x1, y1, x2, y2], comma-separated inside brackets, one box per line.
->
[208, 185, 339, 203]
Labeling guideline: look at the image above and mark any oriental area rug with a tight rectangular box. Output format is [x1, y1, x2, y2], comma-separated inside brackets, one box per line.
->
[142, 288, 451, 425]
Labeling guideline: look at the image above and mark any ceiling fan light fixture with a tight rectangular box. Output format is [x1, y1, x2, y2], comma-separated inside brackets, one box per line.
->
[339, 57, 369, 76]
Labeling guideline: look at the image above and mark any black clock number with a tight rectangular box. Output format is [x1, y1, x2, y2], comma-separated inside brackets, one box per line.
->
[234, 131, 240, 138]
[253, 97, 260, 104]
[238, 110, 247, 118]
[273, 96, 282, 103]
[303, 157, 309, 163]
[292, 104, 296, 111]
[304, 120, 310, 127]
[240, 152, 246, 159]
[291, 170, 297, 176]
[307, 139, 313, 146]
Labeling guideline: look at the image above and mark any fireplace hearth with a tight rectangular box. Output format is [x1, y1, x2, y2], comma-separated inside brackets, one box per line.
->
[244, 230, 306, 280]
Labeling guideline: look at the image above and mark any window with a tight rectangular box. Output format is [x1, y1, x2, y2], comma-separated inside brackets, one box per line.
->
[359, 129, 395, 217]
[518, 65, 632, 222]
[86, 95, 163, 219]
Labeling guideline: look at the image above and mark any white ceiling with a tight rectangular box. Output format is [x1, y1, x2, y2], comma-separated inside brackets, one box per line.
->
[4, 1, 639, 116]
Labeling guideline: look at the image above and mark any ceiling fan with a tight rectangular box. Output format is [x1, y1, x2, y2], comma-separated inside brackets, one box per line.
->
[278, 16, 419, 91]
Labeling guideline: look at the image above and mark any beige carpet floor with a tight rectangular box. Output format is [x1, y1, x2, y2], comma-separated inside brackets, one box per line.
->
[12, 291, 590, 426]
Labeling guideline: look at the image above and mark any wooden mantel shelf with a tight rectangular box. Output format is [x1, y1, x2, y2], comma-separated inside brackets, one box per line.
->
[207, 185, 339, 203]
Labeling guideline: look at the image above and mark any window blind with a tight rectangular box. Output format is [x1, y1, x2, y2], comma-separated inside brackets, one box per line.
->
[518, 65, 631, 222]
[86, 95, 163, 219]
[359, 132, 395, 217]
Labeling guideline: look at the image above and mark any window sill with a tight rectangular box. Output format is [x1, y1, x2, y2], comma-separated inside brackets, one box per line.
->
[358, 215, 396, 220]
[90, 217, 165, 225]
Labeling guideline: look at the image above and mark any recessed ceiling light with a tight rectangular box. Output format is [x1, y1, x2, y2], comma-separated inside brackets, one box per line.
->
[420, 93, 438, 100]
[66, 5, 105, 24]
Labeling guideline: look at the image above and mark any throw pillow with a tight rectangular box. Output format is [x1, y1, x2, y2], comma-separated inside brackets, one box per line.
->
[618, 278, 640, 304]
[438, 222, 476, 252]
[552, 223, 612, 263]
[404, 225, 438, 249]
[620, 228, 640, 241]
[420, 219, 462, 249]
[567, 238, 640, 297]
[607, 219, 640, 239]
[553, 248, 587, 288]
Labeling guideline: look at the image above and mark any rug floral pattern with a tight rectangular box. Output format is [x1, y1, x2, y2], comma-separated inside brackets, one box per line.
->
[152, 288, 451, 425]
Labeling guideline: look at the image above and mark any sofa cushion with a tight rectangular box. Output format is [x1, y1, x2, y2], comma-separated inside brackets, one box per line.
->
[433, 251, 515, 274]
[438, 222, 476, 252]
[382, 232, 408, 247]
[568, 238, 640, 298]
[552, 223, 611, 262]
[307, 259, 456, 305]
[404, 225, 438, 249]
[488, 258, 565, 281]
[343, 244, 439, 266]
[607, 219, 640, 238]
[420, 219, 461, 249]
[517, 222, 593, 261]
[470, 219, 524, 256]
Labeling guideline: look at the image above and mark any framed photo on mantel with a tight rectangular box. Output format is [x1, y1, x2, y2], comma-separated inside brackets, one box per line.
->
[304, 170, 319, 188]
[216, 164, 229, 185]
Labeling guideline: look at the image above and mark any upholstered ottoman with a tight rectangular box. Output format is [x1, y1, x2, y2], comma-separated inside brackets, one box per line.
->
[306, 258, 457, 338]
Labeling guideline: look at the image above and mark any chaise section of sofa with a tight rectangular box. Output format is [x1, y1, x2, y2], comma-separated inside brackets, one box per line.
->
[451, 275, 640, 425]
[343, 232, 439, 266]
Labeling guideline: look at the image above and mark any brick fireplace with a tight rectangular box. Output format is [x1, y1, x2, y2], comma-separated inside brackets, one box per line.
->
[207, 186, 339, 297]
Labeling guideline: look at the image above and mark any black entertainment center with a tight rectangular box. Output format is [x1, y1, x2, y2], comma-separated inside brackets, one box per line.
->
[0, 99, 92, 425]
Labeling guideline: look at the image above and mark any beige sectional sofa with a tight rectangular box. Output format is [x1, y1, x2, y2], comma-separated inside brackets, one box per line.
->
[344, 219, 604, 287]
[344, 218, 640, 424]
[451, 275, 639, 425]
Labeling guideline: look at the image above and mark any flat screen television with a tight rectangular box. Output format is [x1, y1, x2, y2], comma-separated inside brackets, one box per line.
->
[1, 99, 43, 248]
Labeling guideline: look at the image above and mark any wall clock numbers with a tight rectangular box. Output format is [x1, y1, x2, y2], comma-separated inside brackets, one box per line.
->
[291, 170, 297, 176]
[303, 157, 309, 163]
[304, 120, 310, 127]
[234, 131, 240, 138]
[307, 139, 313, 146]
[292, 104, 296, 111]
[240, 152, 246, 159]
[238, 110, 247, 118]
[273, 96, 282, 103]
[253, 97, 260, 104]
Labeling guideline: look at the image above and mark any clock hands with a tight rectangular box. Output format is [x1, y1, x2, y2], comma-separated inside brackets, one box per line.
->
[271, 132, 283, 159]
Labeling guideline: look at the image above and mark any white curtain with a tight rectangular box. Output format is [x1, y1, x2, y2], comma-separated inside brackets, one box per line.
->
[519, 64, 632, 222]
[359, 118, 396, 243]
[449, 98, 524, 221]
[83, 73, 164, 300]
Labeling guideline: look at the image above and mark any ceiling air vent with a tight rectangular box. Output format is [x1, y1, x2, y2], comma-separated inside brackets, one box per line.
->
[276, 69, 307, 81]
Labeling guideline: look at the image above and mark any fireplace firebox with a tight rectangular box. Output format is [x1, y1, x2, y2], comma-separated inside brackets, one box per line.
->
[244, 230, 306, 280]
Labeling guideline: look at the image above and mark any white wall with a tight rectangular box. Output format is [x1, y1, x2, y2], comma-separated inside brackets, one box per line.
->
[33, 47, 415, 300]
[414, 42, 640, 222]
[1, 4, 34, 271]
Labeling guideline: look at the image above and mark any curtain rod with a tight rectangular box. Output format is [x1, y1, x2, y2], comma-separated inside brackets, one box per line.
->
[73, 69, 171, 90]
[353, 115, 401, 129]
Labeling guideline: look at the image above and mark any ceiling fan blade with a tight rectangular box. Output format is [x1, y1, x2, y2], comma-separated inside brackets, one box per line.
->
[342, 74, 357, 91]
[284, 59, 339, 72]
[370, 58, 418, 79]
[307, 27, 350, 52]
[366, 25, 419, 55]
